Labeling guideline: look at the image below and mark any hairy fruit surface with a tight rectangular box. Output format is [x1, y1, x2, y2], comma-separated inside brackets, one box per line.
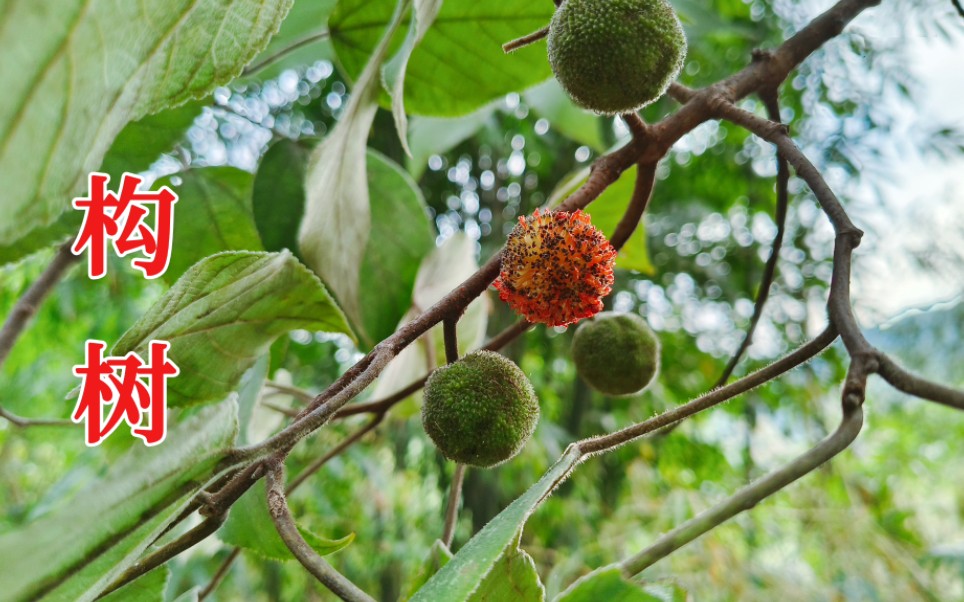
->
[548, 0, 687, 115]
[494, 209, 616, 327]
[571, 311, 660, 395]
[422, 351, 540, 468]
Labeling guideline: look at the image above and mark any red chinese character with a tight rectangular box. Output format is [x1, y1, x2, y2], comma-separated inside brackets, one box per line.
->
[71, 172, 177, 279]
[71, 340, 180, 447]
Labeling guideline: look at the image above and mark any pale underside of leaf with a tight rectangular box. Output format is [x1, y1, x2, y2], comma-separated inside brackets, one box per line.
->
[383, 0, 444, 156]
[298, 0, 409, 332]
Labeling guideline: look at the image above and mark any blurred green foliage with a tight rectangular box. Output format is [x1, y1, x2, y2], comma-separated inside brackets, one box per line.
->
[1, 0, 962, 600]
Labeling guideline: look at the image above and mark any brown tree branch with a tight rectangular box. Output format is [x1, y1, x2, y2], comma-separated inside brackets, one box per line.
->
[0, 242, 79, 427]
[442, 316, 459, 364]
[619, 401, 864, 575]
[714, 90, 790, 387]
[265, 461, 376, 602]
[578, 326, 838, 455]
[502, 26, 549, 53]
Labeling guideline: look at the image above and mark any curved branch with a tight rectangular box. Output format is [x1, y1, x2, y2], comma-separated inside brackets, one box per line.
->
[876, 355, 964, 410]
[715, 91, 790, 387]
[578, 326, 838, 455]
[265, 462, 375, 602]
[609, 162, 657, 251]
[619, 403, 863, 575]
[0, 243, 78, 369]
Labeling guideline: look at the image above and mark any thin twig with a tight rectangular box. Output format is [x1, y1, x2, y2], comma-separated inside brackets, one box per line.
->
[265, 381, 316, 404]
[0, 242, 79, 427]
[243, 30, 332, 76]
[98, 515, 225, 599]
[288, 416, 383, 493]
[265, 461, 376, 602]
[578, 326, 838, 455]
[714, 91, 790, 387]
[199, 418, 382, 600]
[953, 0, 964, 19]
[610, 161, 657, 251]
[198, 548, 241, 601]
[443, 317, 459, 364]
[442, 464, 467, 548]
[0, 242, 78, 369]
[619, 403, 863, 575]
[262, 401, 299, 418]
[502, 26, 549, 53]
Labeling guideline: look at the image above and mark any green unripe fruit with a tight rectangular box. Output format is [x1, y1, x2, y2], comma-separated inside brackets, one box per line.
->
[422, 351, 540, 468]
[571, 311, 660, 396]
[548, 0, 687, 115]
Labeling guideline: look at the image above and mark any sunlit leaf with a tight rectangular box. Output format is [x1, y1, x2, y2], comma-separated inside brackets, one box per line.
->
[113, 251, 353, 407]
[0, 0, 293, 249]
[467, 534, 544, 601]
[555, 566, 663, 602]
[330, 0, 555, 116]
[0, 400, 238, 602]
[412, 447, 581, 601]
[298, 0, 408, 328]
[158, 167, 264, 282]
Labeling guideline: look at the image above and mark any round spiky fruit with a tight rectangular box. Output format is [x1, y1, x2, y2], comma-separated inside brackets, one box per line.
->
[571, 311, 660, 395]
[494, 209, 616, 327]
[548, 0, 687, 115]
[422, 351, 540, 468]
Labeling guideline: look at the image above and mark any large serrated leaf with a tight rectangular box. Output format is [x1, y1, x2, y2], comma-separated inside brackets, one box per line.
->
[158, 167, 265, 282]
[0, 0, 293, 249]
[0, 100, 204, 266]
[0, 400, 238, 602]
[331, 0, 555, 117]
[298, 0, 409, 329]
[411, 447, 582, 602]
[218, 480, 354, 561]
[113, 251, 353, 407]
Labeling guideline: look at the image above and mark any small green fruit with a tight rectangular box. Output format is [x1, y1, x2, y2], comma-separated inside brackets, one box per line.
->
[548, 0, 687, 115]
[422, 350, 539, 468]
[571, 311, 660, 395]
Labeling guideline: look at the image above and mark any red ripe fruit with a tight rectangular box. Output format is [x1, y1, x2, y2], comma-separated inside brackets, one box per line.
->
[494, 209, 616, 327]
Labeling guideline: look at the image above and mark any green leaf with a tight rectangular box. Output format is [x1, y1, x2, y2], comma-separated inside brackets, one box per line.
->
[0, 0, 293, 249]
[253, 139, 312, 254]
[0, 400, 238, 602]
[113, 251, 353, 407]
[555, 566, 663, 602]
[412, 446, 582, 601]
[0, 101, 204, 267]
[98, 566, 169, 602]
[524, 80, 606, 153]
[382, 0, 444, 154]
[242, 0, 338, 80]
[549, 165, 654, 275]
[171, 589, 200, 602]
[219, 480, 355, 561]
[468, 535, 545, 602]
[358, 150, 435, 347]
[99, 101, 207, 181]
[298, 0, 409, 328]
[330, 0, 555, 117]
[401, 540, 453, 602]
[159, 167, 265, 282]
